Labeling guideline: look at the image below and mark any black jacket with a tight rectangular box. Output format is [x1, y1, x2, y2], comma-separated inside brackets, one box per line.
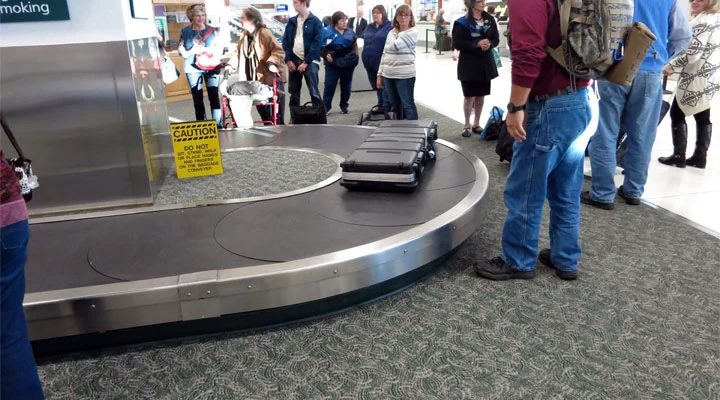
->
[452, 11, 499, 82]
[348, 17, 368, 38]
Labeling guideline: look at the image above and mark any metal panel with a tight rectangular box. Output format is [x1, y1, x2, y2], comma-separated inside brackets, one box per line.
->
[23, 139, 489, 341]
[0, 41, 164, 214]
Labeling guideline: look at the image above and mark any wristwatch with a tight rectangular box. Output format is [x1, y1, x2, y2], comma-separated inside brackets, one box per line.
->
[507, 102, 527, 113]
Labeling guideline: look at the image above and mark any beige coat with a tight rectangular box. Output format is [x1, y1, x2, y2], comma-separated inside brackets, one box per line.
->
[665, 12, 720, 116]
[236, 27, 287, 85]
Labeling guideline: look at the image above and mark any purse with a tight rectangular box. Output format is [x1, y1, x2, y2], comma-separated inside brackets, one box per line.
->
[193, 27, 221, 71]
[161, 56, 180, 84]
[0, 114, 38, 202]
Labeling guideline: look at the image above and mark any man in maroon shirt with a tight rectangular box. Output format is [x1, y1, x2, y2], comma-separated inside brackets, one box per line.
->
[474, 0, 595, 281]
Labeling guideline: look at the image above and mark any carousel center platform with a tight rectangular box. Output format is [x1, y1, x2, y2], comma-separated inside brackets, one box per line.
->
[24, 124, 489, 355]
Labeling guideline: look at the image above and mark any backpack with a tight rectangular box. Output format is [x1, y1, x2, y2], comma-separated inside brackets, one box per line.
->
[546, 0, 634, 81]
[481, 106, 504, 140]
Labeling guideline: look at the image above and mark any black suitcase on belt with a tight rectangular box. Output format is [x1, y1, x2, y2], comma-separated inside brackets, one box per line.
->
[373, 127, 436, 160]
[340, 144, 424, 191]
[378, 119, 438, 140]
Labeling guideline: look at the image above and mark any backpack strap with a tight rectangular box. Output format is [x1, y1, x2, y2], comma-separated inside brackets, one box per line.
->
[0, 114, 27, 161]
[546, 0, 572, 70]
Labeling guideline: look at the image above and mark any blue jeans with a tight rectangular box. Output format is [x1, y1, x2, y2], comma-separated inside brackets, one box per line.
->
[501, 88, 593, 272]
[288, 56, 322, 121]
[384, 77, 418, 120]
[1, 220, 44, 400]
[589, 70, 663, 201]
[186, 71, 220, 122]
[365, 66, 391, 109]
[323, 63, 354, 112]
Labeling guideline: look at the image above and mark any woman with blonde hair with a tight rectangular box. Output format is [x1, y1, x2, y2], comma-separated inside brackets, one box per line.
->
[377, 4, 418, 120]
[659, 0, 720, 168]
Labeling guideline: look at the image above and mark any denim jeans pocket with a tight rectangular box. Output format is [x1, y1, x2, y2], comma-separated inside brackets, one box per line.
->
[1, 221, 29, 251]
[542, 99, 590, 150]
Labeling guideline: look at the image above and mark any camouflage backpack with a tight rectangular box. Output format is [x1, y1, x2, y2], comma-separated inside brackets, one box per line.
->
[546, 0, 634, 80]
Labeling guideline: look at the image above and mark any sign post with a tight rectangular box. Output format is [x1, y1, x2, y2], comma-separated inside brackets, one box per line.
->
[170, 121, 223, 179]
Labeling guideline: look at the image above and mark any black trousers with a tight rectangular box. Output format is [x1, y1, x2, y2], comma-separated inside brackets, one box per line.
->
[670, 98, 711, 125]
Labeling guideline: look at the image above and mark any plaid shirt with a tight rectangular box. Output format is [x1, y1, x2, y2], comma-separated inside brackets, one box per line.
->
[0, 148, 23, 204]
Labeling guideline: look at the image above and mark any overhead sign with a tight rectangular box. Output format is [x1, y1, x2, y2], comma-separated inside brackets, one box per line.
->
[170, 121, 223, 179]
[276, 4, 288, 11]
[0, 0, 70, 23]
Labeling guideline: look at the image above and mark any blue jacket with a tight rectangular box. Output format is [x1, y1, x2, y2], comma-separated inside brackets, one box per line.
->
[282, 12, 324, 64]
[361, 20, 392, 71]
[634, 0, 691, 72]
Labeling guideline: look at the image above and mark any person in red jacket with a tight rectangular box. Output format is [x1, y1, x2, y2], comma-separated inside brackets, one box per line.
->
[474, 0, 594, 281]
[1, 148, 44, 399]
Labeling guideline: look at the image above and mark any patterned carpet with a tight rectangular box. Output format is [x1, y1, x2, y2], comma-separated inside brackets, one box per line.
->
[37, 90, 720, 399]
[155, 149, 338, 205]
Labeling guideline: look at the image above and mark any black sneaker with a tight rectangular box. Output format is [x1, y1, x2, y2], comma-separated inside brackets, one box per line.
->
[474, 256, 535, 280]
[538, 249, 578, 280]
[617, 185, 641, 205]
[341, 107, 349, 114]
[580, 191, 614, 210]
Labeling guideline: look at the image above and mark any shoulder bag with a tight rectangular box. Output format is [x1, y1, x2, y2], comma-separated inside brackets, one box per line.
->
[194, 27, 222, 71]
[0, 114, 38, 202]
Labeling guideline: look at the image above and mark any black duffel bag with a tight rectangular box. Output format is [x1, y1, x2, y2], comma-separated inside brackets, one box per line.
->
[292, 101, 327, 124]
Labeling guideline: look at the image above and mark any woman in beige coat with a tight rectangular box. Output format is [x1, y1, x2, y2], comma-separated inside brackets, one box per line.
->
[659, 0, 720, 168]
[236, 7, 288, 124]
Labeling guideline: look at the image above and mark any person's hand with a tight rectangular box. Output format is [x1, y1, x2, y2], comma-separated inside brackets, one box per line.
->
[477, 39, 491, 51]
[376, 76, 383, 89]
[326, 54, 334, 63]
[662, 69, 672, 77]
[298, 62, 308, 72]
[287, 60, 297, 72]
[506, 111, 527, 142]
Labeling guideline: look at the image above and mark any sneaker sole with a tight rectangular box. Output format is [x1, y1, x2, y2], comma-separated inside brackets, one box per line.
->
[538, 250, 578, 280]
[474, 265, 535, 280]
[580, 192, 614, 210]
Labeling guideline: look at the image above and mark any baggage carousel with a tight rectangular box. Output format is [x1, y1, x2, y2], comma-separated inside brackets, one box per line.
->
[24, 124, 489, 355]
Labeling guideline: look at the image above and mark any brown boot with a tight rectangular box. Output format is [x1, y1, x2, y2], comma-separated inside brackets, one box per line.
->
[658, 123, 687, 168]
[686, 124, 712, 169]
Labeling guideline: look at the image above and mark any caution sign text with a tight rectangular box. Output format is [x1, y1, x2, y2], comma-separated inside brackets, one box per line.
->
[171, 121, 223, 179]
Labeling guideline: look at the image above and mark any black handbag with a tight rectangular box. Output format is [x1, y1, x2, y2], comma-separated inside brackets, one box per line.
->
[292, 101, 327, 124]
[1, 114, 37, 202]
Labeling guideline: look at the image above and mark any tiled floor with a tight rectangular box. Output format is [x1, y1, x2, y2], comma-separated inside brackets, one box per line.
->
[414, 51, 720, 237]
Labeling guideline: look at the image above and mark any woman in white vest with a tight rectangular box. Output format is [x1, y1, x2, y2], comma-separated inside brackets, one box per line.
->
[659, 0, 720, 169]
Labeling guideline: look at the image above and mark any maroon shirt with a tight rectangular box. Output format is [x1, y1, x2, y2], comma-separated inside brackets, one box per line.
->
[508, 0, 589, 97]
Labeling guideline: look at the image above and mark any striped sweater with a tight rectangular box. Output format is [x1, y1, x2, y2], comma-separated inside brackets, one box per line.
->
[378, 28, 417, 79]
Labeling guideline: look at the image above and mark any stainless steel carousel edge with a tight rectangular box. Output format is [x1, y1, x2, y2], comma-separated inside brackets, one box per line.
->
[24, 140, 489, 341]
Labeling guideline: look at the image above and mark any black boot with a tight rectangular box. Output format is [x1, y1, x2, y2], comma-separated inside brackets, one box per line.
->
[658, 123, 687, 168]
[686, 124, 712, 169]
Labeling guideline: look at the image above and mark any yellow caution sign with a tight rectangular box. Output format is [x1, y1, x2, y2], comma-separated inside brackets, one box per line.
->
[170, 120, 223, 179]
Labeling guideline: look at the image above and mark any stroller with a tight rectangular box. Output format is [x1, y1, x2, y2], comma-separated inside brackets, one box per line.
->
[220, 68, 280, 128]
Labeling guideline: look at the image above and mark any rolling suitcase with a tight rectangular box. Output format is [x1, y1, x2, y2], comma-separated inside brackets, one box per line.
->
[378, 119, 438, 140]
[340, 144, 424, 191]
[373, 126, 436, 160]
